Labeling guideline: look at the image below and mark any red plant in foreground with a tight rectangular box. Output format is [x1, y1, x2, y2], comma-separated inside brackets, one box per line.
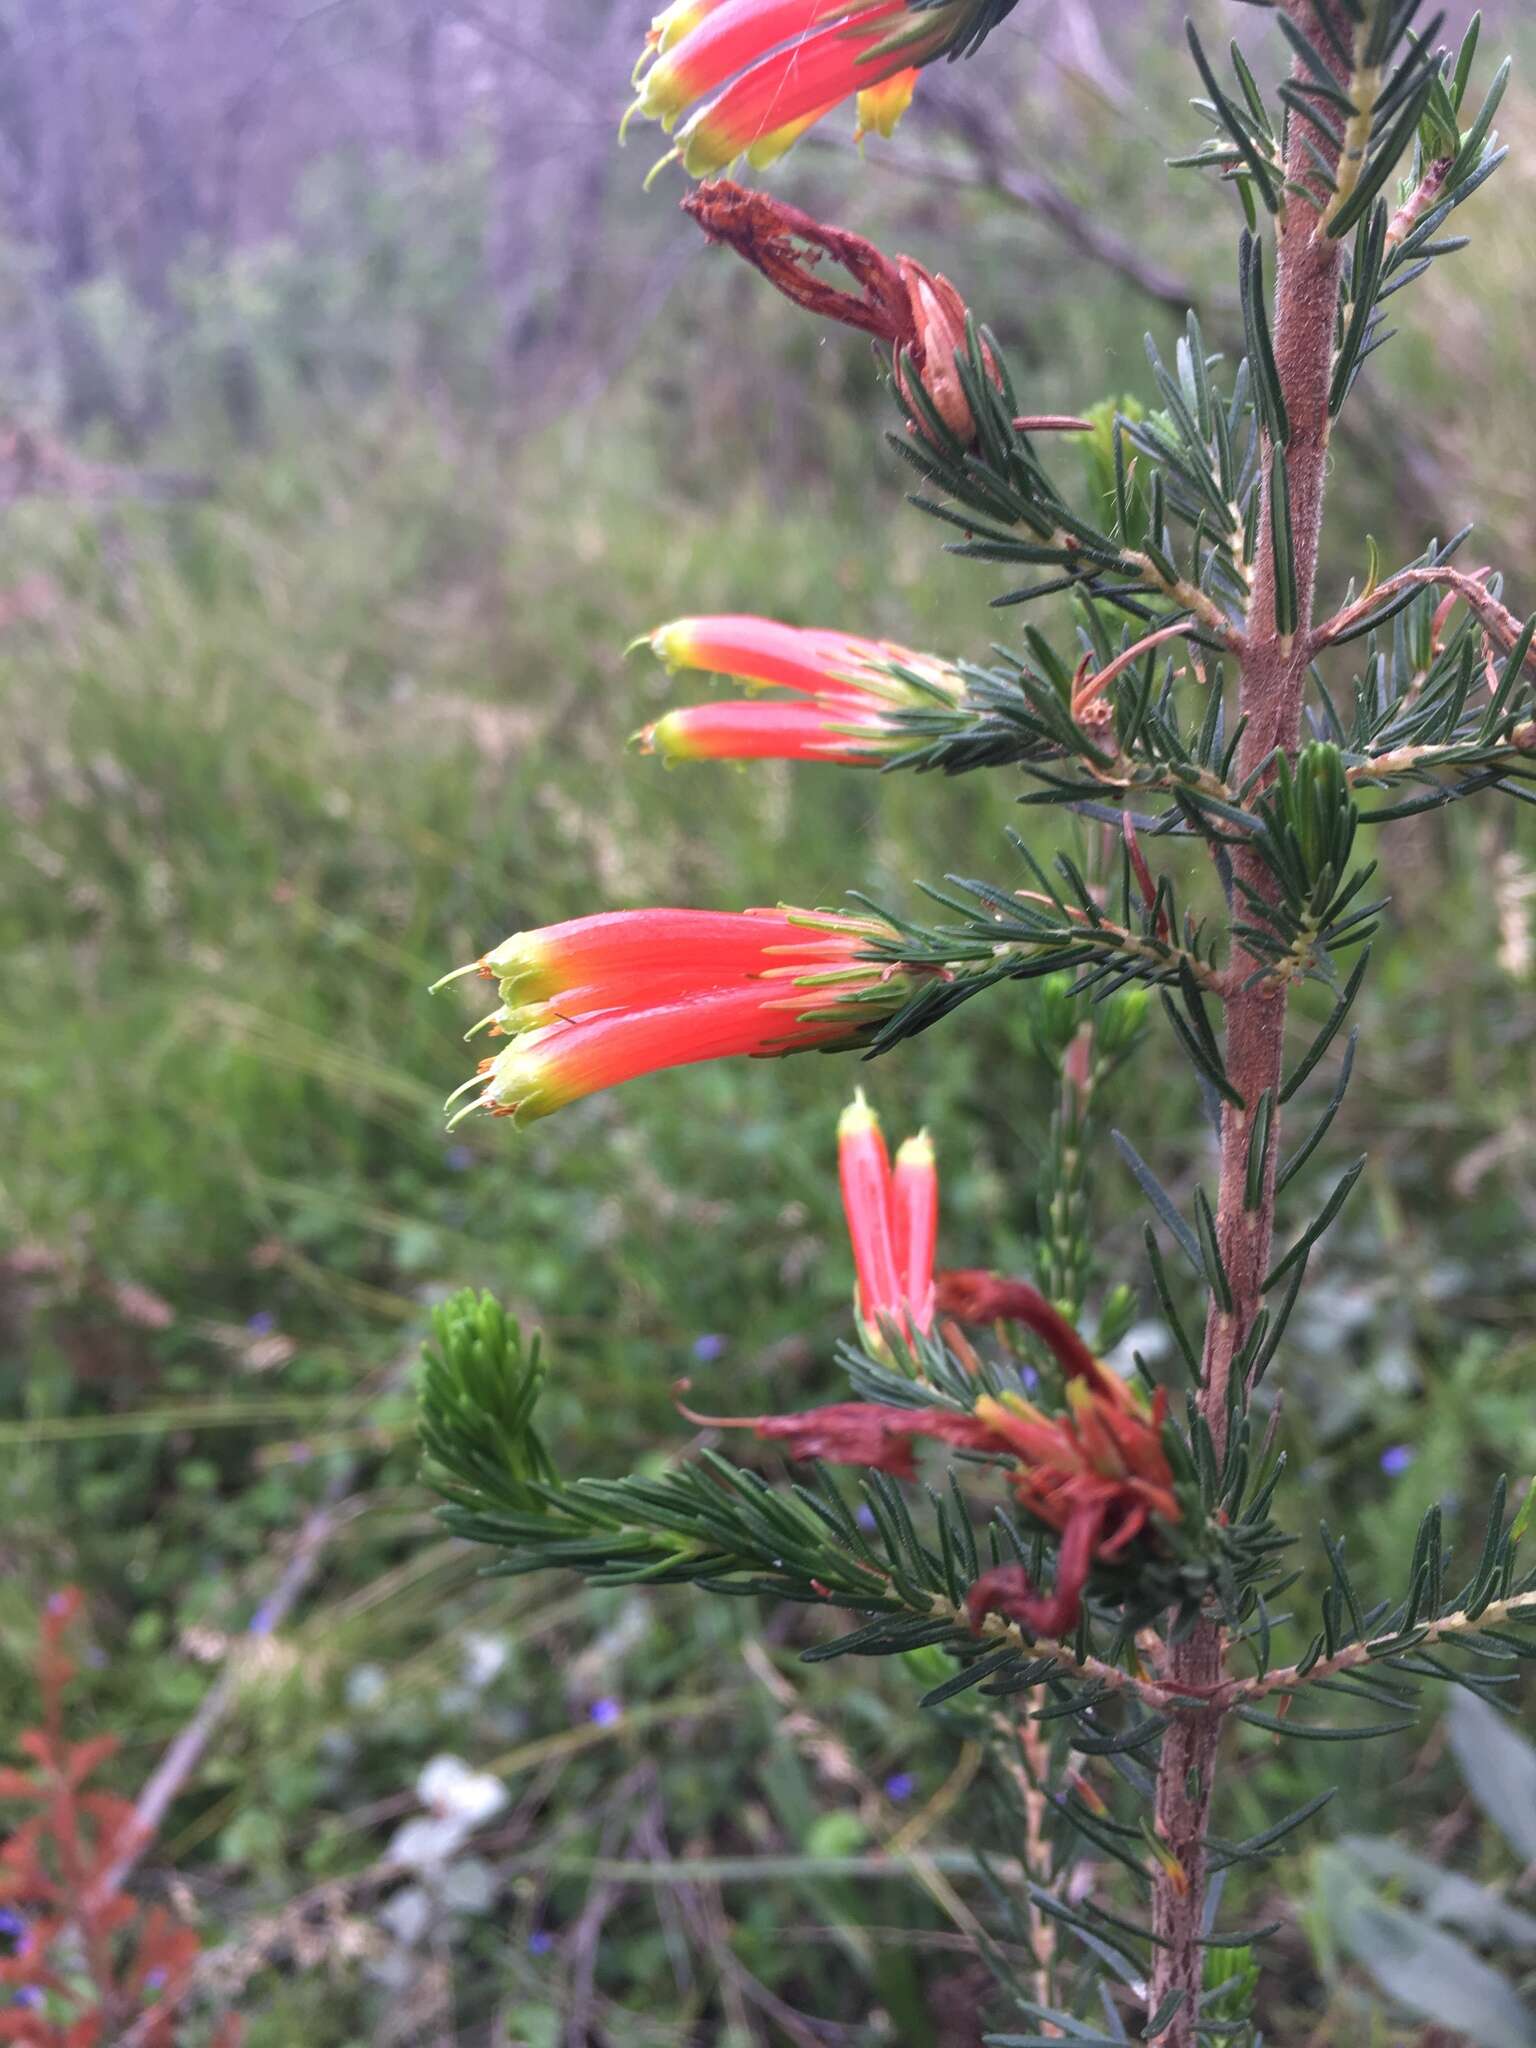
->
[633, 614, 962, 765]
[434, 907, 932, 1125]
[686, 1108, 1180, 1640]
[0, 1593, 239, 2048]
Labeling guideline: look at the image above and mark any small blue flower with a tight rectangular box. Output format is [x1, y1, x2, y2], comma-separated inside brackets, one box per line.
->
[884, 1772, 916, 1803]
[691, 1333, 728, 1364]
[445, 1145, 476, 1173]
[855, 1504, 878, 1532]
[0, 1909, 25, 1944]
[1379, 1444, 1415, 1477]
[589, 1697, 622, 1727]
[529, 1929, 554, 1956]
[144, 1967, 168, 1993]
[247, 1311, 277, 1336]
[11, 1988, 43, 2010]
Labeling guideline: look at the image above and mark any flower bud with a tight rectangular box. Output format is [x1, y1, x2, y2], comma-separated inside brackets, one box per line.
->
[890, 1132, 938, 1332]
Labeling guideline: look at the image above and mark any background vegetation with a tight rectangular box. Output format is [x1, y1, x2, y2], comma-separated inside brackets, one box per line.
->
[1, 1, 1534, 2040]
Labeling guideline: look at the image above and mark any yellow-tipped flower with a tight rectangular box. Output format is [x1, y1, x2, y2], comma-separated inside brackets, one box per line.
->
[837, 1093, 938, 1343]
[625, 0, 954, 177]
[436, 908, 928, 1126]
[632, 613, 962, 767]
[856, 66, 919, 141]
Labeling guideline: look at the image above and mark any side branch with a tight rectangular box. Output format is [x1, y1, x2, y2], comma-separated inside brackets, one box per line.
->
[1119, 547, 1246, 648]
[1317, 564, 1535, 663]
[1233, 1587, 1536, 1705]
[927, 1592, 1172, 1711]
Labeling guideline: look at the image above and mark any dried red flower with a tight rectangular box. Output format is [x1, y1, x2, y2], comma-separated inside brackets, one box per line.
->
[934, 1270, 1104, 1382]
[692, 1156, 1183, 1638]
[967, 1513, 1106, 1641]
[696, 1369, 1178, 1640]
[748, 1400, 1003, 1480]
[682, 179, 1001, 443]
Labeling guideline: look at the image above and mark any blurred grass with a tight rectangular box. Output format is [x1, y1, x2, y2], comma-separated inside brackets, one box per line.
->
[1, 24, 1536, 2040]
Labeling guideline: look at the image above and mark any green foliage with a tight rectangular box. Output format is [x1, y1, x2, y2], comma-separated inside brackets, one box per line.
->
[3, 7, 1536, 2038]
[1315, 1693, 1536, 2044]
[419, 1285, 1248, 1646]
[1235, 742, 1382, 978]
[405, 7, 1536, 2038]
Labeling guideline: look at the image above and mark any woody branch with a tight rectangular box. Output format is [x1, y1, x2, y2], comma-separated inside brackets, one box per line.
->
[1146, 6, 1355, 2037]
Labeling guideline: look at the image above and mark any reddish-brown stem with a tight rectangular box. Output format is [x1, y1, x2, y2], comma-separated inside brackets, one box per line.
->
[1144, 11, 1352, 2038]
[1318, 562, 1534, 664]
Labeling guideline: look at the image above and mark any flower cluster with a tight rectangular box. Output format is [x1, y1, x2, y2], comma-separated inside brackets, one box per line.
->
[692, 1111, 1180, 1640]
[633, 613, 962, 765]
[627, 1, 959, 179]
[436, 908, 932, 1125]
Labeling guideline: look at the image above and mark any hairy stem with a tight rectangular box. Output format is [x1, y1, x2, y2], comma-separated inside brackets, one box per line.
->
[1236, 1585, 1536, 1704]
[1146, 12, 1350, 2036]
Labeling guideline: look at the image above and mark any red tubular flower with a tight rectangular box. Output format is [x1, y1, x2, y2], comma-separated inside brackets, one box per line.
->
[838, 1092, 902, 1331]
[627, 0, 948, 176]
[837, 1092, 938, 1341]
[436, 908, 928, 1126]
[633, 1, 874, 125]
[890, 1131, 938, 1331]
[441, 906, 842, 1006]
[640, 699, 889, 765]
[677, 7, 940, 174]
[641, 614, 958, 702]
[633, 613, 962, 766]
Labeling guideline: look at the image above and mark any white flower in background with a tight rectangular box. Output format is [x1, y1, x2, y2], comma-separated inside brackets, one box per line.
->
[460, 1633, 509, 1690]
[419, 1754, 508, 1824]
[1493, 848, 1535, 981]
[345, 1663, 389, 1711]
[387, 1754, 508, 1872]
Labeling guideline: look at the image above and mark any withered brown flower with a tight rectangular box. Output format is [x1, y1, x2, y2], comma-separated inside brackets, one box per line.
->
[682, 178, 1000, 444]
